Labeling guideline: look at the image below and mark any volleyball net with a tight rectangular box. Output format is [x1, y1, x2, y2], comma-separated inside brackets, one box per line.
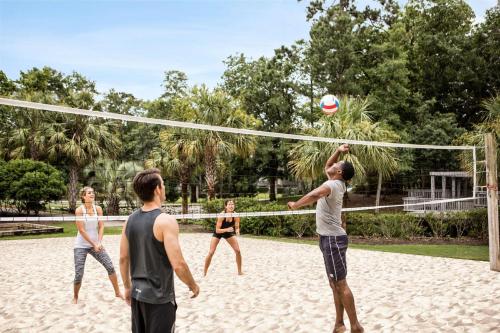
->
[0, 97, 484, 224]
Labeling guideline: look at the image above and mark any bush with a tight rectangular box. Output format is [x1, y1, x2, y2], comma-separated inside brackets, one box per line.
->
[347, 210, 488, 240]
[425, 213, 450, 238]
[466, 209, 488, 240]
[0, 159, 66, 215]
[201, 198, 489, 240]
[346, 213, 425, 239]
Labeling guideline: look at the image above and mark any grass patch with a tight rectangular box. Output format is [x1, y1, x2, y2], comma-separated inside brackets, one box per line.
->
[0, 222, 122, 241]
[242, 235, 489, 261]
[1, 228, 489, 262]
[349, 244, 488, 261]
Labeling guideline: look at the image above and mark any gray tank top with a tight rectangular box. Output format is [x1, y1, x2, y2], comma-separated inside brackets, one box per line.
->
[125, 208, 175, 304]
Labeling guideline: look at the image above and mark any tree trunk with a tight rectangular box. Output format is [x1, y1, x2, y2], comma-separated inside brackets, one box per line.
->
[375, 171, 383, 213]
[269, 177, 277, 201]
[106, 182, 120, 215]
[309, 74, 314, 127]
[190, 184, 197, 203]
[29, 131, 39, 160]
[107, 195, 120, 215]
[268, 140, 279, 201]
[68, 164, 79, 213]
[180, 168, 189, 215]
[205, 148, 217, 201]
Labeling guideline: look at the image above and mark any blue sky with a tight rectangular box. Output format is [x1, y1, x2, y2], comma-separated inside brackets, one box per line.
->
[0, 0, 496, 100]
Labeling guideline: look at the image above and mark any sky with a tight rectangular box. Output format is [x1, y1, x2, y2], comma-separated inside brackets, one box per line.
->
[0, 0, 497, 100]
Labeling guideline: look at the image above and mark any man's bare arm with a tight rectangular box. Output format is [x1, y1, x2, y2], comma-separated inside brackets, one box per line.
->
[324, 144, 349, 175]
[288, 185, 331, 210]
[119, 219, 131, 305]
[159, 215, 199, 298]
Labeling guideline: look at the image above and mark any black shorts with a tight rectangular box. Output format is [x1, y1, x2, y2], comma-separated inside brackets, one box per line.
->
[131, 298, 176, 333]
[212, 232, 236, 239]
[319, 235, 348, 282]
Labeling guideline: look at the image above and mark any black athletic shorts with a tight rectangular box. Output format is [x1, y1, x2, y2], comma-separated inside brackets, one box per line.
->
[319, 235, 348, 282]
[131, 298, 177, 333]
[212, 232, 236, 239]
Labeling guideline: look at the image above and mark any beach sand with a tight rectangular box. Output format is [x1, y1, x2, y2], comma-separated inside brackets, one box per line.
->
[0, 233, 499, 332]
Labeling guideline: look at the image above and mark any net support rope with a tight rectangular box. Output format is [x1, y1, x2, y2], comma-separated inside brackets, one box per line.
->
[0, 98, 478, 222]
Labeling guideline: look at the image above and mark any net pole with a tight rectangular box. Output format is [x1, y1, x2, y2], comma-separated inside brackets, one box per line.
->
[473, 146, 477, 199]
[485, 133, 500, 271]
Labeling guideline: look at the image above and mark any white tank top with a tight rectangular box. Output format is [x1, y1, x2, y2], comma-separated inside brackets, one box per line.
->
[74, 204, 99, 249]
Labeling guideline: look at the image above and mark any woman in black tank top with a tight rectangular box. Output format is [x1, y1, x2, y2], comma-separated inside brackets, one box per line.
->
[203, 200, 243, 276]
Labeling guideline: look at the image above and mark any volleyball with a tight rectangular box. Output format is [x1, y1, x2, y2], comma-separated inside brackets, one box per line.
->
[319, 94, 340, 115]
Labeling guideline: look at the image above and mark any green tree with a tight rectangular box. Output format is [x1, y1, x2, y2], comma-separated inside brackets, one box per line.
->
[403, 0, 479, 125]
[43, 72, 121, 212]
[303, 0, 401, 97]
[0, 70, 16, 96]
[364, 20, 411, 128]
[469, 6, 500, 114]
[0, 159, 66, 215]
[97, 90, 151, 161]
[192, 86, 258, 199]
[222, 54, 297, 200]
[1, 67, 66, 160]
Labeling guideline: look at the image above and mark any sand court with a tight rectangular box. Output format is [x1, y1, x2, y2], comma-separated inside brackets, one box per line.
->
[1, 233, 499, 332]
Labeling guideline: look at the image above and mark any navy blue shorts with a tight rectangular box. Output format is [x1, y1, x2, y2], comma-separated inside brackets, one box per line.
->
[319, 235, 348, 281]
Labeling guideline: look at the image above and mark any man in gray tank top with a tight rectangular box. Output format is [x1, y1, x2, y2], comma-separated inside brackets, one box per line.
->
[288, 144, 364, 333]
[120, 168, 199, 333]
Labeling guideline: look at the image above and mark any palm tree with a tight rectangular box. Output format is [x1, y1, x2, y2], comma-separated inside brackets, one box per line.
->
[1, 91, 58, 160]
[155, 87, 258, 205]
[288, 96, 400, 208]
[193, 86, 258, 199]
[84, 159, 143, 215]
[147, 128, 200, 214]
[46, 113, 121, 212]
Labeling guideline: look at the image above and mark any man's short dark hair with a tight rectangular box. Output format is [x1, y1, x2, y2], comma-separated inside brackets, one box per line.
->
[133, 168, 162, 202]
[340, 161, 355, 181]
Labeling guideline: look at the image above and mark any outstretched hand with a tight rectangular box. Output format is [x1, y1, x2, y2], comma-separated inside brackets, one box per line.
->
[337, 144, 349, 153]
[287, 202, 296, 210]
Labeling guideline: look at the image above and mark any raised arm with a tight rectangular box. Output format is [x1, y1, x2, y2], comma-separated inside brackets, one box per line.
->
[157, 214, 199, 298]
[119, 219, 131, 305]
[287, 184, 331, 210]
[324, 144, 350, 176]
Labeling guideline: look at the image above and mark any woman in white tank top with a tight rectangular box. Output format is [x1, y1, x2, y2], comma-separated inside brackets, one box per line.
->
[72, 186, 123, 304]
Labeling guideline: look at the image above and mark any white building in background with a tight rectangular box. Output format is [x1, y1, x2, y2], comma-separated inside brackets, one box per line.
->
[403, 171, 489, 212]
